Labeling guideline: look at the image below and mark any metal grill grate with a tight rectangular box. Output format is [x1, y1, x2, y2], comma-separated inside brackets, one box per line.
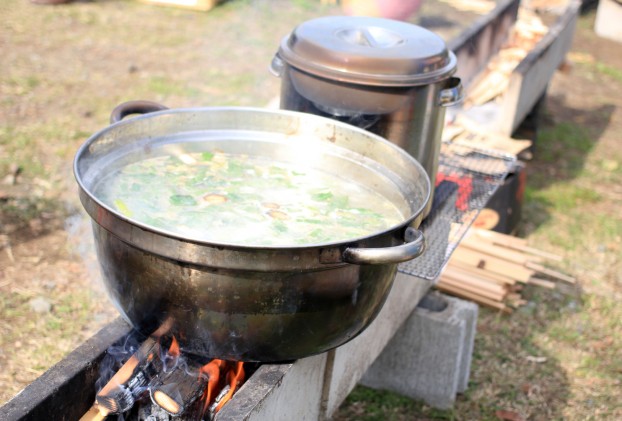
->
[399, 142, 516, 281]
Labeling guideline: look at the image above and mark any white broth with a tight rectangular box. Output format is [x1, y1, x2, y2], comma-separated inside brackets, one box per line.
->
[94, 150, 404, 246]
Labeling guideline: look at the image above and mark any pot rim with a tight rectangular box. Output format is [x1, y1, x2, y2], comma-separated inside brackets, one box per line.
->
[74, 106, 431, 251]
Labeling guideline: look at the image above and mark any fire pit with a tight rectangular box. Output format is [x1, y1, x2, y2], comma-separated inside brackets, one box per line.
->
[1, 140, 515, 420]
[1, 3, 530, 418]
[85, 322, 251, 420]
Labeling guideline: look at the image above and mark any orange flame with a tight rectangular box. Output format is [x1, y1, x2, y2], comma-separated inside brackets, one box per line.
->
[168, 336, 181, 358]
[214, 361, 245, 412]
[199, 359, 226, 414]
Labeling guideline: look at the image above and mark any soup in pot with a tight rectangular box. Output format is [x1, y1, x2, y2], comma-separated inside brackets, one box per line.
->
[94, 150, 404, 246]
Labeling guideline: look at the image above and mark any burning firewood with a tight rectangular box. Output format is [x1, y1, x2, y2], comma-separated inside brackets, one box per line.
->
[94, 319, 173, 416]
[79, 404, 108, 421]
[95, 336, 163, 414]
[149, 359, 208, 416]
[81, 317, 247, 420]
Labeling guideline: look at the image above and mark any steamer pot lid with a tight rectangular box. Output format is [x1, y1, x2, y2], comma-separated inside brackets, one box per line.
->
[276, 16, 457, 87]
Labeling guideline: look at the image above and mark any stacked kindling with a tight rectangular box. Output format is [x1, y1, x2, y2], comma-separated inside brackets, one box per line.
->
[437, 228, 575, 312]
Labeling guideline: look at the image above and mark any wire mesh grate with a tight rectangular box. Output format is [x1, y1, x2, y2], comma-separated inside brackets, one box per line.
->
[398, 142, 516, 281]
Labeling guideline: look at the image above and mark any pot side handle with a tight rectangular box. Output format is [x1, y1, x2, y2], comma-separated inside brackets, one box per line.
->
[438, 77, 463, 107]
[342, 228, 426, 265]
[110, 100, 169, 124]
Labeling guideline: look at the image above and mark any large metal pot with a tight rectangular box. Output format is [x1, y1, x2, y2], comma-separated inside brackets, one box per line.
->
[74, 101, 431, 362]
[272, 16, 463, 216]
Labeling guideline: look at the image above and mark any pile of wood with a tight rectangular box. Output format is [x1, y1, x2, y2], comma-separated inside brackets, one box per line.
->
[464, 7, 550, 107]
[442, 115, 533, 158]
[437, 227, 575, 312]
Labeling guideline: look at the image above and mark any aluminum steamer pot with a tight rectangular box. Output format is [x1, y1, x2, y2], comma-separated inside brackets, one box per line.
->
[74, 101, 431, 362]
[272, 16, 463, 216]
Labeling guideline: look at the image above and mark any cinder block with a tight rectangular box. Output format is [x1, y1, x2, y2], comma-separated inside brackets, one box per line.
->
[595, 0, 622, 43]
[360, 291, 478, 409]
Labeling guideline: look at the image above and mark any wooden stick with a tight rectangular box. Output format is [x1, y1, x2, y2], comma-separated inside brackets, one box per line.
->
[468, 228, 562, 261]
[96, 319, 173, 414]
[150, 359, 207, 416]
[526, 262, 576, 284]
[438, 276, 506, 301]
[96, 337, 162, 414]
[80, 404, 107, 421]
[451, 247, 535, 282]
[460, 238, 536, 265]
[442, 266, 508, 296]
[495, 243, 562, 262]
[436, 282, 511, 313]
[467, 227, 528, 248]
[528, 277, 557, 289]
[448, 260, 517, 285]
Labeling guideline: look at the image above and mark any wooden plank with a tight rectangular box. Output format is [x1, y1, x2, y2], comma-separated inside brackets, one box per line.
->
[528, 277, 556, 289]
[439, 276, 505, 301]
[436, 283, 511, 312]
[447, 260, 516, 285]
[451, 247, 534, 282]
[467, 227, 562, 261]
[442, 266, 509, 295]
[467, 227, 528, 247]
[460, 237, 536, 265]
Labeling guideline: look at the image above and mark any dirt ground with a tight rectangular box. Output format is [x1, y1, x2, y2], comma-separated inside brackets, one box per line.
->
[1, 0, 621, 419]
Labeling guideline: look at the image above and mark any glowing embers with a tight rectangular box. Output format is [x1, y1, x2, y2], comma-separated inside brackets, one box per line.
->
[90, 326, 246, 420]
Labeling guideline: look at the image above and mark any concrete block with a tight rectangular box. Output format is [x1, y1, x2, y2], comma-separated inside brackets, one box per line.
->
[322, 272, 433, 417]
[595, 0, 622, 43]
[215, 354, 327, 421]
[360, 291, 478, 409]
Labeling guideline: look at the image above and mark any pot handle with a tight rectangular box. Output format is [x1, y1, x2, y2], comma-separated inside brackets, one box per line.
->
[110, 100, 169, 124]
[342, 227, 426, 265]
[270, 54, 285, 77]
[438, 77, 463, 107]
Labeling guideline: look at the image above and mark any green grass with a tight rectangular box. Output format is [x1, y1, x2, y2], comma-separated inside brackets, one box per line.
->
[526, 183, 600, 212]
[535, 122, 594, 172]
[338, 386, 457, 421]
